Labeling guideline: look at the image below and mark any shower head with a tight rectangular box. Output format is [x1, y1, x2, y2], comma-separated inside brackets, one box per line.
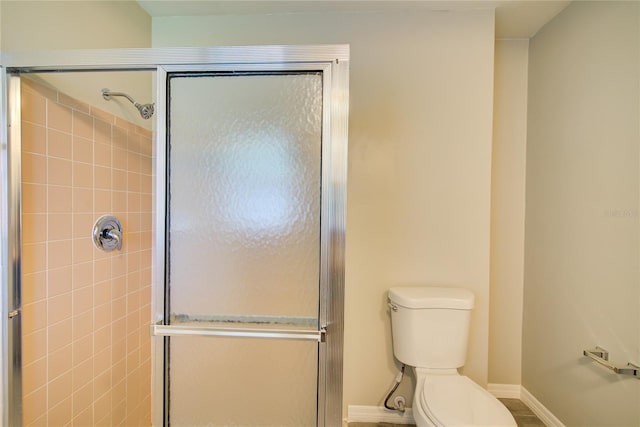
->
[101, 88, 155, 120]
[135, 102, 155, 120]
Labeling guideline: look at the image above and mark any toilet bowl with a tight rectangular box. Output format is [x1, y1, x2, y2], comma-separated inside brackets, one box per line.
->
[388, 286, 516, 427]
[413, 369, 516, 427]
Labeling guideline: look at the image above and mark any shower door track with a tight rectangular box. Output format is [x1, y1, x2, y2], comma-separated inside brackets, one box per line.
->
[1, 45, 349, 427]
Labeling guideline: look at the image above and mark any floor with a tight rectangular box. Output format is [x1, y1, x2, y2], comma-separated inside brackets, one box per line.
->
[348, 398, 545, 427]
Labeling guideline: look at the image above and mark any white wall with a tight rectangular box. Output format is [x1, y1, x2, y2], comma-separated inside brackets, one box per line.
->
[153, 9, 496, 415]
[1, 1, 153, 128]
[524, 2, 640, 425]
[489, 39, 528, 387]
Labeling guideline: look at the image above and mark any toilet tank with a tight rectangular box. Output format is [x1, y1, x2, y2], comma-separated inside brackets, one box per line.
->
[388, 286, 474, 369]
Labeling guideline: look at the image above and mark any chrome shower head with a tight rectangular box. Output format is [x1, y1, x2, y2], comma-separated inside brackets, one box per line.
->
[102, 88, 155, 120]
[135, 102, 155, 120]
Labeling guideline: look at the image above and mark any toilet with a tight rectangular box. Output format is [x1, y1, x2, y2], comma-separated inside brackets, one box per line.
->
[388, 286, 516, 427]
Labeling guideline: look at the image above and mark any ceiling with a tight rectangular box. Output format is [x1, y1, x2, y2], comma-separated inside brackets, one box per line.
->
[136, 0, 571, 39]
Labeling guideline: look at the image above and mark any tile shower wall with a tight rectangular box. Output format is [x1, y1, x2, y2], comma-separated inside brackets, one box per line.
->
[20, 77, 152, 426]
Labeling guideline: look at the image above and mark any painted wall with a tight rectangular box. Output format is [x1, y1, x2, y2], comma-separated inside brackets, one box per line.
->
[152, 9, 495, 415]
[1, 1, 153, 128]
[489, 39, 528, 387]
[524, 2, 640, 425]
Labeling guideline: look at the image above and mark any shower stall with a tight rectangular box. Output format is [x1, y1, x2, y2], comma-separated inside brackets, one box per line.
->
[0, 45, 349, 426]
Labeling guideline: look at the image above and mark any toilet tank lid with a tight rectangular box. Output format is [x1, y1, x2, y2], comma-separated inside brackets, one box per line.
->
[388, 287, 474, 309]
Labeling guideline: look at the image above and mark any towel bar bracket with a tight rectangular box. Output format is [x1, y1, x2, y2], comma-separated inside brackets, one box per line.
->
[583, 346, 640, 379]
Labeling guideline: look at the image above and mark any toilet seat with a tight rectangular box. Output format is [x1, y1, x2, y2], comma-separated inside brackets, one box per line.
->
[416, 374, 516, 427]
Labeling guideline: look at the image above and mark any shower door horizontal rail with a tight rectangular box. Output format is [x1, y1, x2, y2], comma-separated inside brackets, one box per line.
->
[151, 322, 326, 342]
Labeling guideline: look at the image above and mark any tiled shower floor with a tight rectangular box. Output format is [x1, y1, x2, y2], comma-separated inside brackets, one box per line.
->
[348, 398, 545, 427]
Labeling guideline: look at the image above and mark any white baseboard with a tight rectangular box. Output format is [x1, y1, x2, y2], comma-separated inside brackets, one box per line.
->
[346, 405, 415, 425]
[487, 383, 522, 399]
[346, 387, 565, 427]
[521, 386, 566, 427]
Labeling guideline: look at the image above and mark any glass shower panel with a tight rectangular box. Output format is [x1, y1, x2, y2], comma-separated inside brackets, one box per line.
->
[169, 336, 318, 426]
[168, 73, 323, 321]
[167, 72, 324, 426]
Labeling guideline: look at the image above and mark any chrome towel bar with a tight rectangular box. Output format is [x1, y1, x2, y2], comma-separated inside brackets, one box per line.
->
[151, 322, 326, 342]
[583, 346, 640, 379]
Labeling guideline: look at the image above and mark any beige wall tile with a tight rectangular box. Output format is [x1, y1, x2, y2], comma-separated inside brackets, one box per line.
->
[141, 174, 152, 194]
[48, 344, 72, 382]
[112, 126, 128, 150]
[48, 292, 72, 324]
[91, 107, 116, 125]
[72, 188, 93, 214]
[47, 266, 72, 297]
[112, 296, 126, 321]
[94, 189, 112, 213]
[127, 171, 140, 192]
[22, 183, 47, 214]
[112, 169, 127, 192]
[72, 261, 93, 290]
[73, 406, 93, 427]
[22, 89, 47, 126]
[94, 280, 111, 306]
[22, 214, 46, 244]
[94, 390, 112, 424]
[47, 102, 72, 133]
[58, 92, 90, 114]
[73, 310, 93, 341]
[72, 382, 94, 417]
[48, 240, 72, 269]
[72, 161, 93, 188]
[22, 358, 47, 395]
[22, 81, 152, 426]
[73, 237, 94, 265]
[23, 386, 47, 426]
[72, 333, 93, 365]
[22, 300, 47, 332]
[112, 339, 126, 365]
[47, 157, 72, 186]
[47, 129, 72, 160]
[72, 357, 93, 392]
[95, 142, 112, 168]
[94, 118, 111, 143]
[73, 111, 93, 139]
[95, 302, 111, 329]
[94, 165, 111, 190]
[47, 185, 72, 213]
[23, 272, 47, 305]
[47, 395, 72, 427]
[22, 329, 47, 366]
[47, 318, 72, 353]
[112, 396, 126, 426]
[48, 213, 72, 241]
[94, 345, 112, 375]
[22, 153, 47, 184]
[73, 286, 93, 316]
[73, 136, 94, 164]
[24, 243, 46, 275]
[22, 122, 46, 155]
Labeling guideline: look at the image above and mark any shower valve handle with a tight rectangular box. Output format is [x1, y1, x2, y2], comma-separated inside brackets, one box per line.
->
[93, 215, 123, 252]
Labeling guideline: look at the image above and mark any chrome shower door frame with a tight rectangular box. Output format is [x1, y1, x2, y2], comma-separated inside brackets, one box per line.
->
[0, 45, 349, 427]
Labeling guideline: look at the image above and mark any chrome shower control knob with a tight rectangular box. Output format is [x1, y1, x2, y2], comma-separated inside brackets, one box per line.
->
[93, 215, 123, 252]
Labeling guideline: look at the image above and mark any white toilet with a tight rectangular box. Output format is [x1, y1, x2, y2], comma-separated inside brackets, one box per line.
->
[388, 286, 516, 427]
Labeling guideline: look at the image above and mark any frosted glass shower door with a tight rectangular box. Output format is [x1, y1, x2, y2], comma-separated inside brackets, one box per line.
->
[165, 72, 323, 426]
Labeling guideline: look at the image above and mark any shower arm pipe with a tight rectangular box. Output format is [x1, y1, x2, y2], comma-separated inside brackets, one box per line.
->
[101, 88, 155, 119]
[102, 89, 137, 105]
